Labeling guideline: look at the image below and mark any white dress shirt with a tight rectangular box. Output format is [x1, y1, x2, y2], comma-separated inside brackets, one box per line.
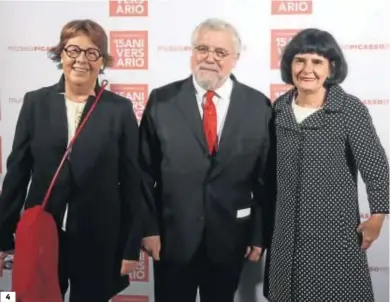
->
[192, 76, 233, 142]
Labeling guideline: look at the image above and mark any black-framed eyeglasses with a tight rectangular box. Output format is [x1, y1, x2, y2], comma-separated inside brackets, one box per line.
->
[63, 45, 102, 62]
[194, 45, 230, 60]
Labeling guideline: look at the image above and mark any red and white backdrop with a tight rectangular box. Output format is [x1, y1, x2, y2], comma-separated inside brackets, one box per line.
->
[0, 0, 389, 301]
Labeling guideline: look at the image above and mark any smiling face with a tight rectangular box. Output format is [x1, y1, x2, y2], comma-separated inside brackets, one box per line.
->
[291, 53, 331, 93]
[60, 34, 104, 87]
[190, 28, 239, 90]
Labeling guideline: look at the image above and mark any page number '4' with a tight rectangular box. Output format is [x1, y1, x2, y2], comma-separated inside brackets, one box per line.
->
[0, 292, 16, 302]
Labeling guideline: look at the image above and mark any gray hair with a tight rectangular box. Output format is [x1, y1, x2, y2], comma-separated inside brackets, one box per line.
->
[191, 18, 242, 54]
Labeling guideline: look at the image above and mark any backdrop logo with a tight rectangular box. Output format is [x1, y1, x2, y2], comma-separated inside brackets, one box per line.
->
[112, 295, 149, 302]
[342, 43, 390, 50]
[271, 0, 312, 14]
[8, 97, 23, 104]
[269, 84, 293, 102]
[369, 266, 389, 274]
[362, 99, 389, 106]
[110, 31, 148, 69]
[7, 46, 51, 52]
[110, 84, 148, 122]
[109, 0, 148, 17]
[270, 29, 300, 69]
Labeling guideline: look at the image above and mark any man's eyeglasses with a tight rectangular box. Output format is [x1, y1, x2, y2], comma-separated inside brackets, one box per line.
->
[63, 45, 102, 62]
[194, 45, 230, 60]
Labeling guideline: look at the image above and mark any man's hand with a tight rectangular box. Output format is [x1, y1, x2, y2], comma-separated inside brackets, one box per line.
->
[245, 246, 263, 262]
[142, 236, 161, 261]
[357, 214, 386, 251]
[120, 260, 138, 276]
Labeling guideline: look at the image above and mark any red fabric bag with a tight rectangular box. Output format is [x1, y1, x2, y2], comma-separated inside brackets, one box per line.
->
[11, 80, 108, 302]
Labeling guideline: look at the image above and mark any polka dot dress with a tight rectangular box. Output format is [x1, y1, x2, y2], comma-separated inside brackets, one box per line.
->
[266, 84, 389, 302]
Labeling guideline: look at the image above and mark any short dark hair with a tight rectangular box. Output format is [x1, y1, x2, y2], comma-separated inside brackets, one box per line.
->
[280, 28, 348, 86]
[47, 19, 113, 74]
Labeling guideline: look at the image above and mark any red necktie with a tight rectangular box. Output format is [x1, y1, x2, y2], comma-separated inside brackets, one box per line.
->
[203, 90, 218, 154]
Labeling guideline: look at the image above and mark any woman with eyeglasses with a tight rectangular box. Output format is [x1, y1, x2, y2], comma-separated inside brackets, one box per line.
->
[0, 19, 143, 301]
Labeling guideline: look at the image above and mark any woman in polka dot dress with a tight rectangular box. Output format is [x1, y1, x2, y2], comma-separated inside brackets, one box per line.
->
[264, 28, 389, 302]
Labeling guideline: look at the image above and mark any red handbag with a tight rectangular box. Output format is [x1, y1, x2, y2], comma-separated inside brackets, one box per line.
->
[11, 80, 108, 302]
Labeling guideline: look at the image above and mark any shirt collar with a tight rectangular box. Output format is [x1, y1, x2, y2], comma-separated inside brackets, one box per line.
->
[192, 76, 233, 102]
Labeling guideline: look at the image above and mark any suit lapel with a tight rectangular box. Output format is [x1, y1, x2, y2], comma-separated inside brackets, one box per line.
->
[274, 89, 300, 132]
[275, 106, 300, 132]
[217, 81, 247, 151]
[174, 75, 254, 178]
[299, 85, 345, 129]
[175, 77, 208, 153]
[274, 85, 345, 131]
[210, 81, 249, 178]
[48, 90, 68, 149]
[69, 92, 109, 186]
[52, 74, 109, 186]
[299, 110, 326, 129]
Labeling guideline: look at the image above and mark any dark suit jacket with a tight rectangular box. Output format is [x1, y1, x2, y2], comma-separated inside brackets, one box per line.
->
[139, 75, 276, 264]
[0, 75, 143, 297]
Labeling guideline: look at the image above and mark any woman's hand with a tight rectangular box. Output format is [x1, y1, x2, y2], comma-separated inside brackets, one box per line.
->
[0, 251, 9, 277]
[120, 259, 138, 276]
[357, 214, 386, 251]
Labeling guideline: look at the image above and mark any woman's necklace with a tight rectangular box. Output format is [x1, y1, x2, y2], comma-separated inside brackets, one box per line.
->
[295, 94, 325, 109]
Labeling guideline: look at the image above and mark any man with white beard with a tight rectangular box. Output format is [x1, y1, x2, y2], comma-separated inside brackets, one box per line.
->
[139, 18, 276, 302]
